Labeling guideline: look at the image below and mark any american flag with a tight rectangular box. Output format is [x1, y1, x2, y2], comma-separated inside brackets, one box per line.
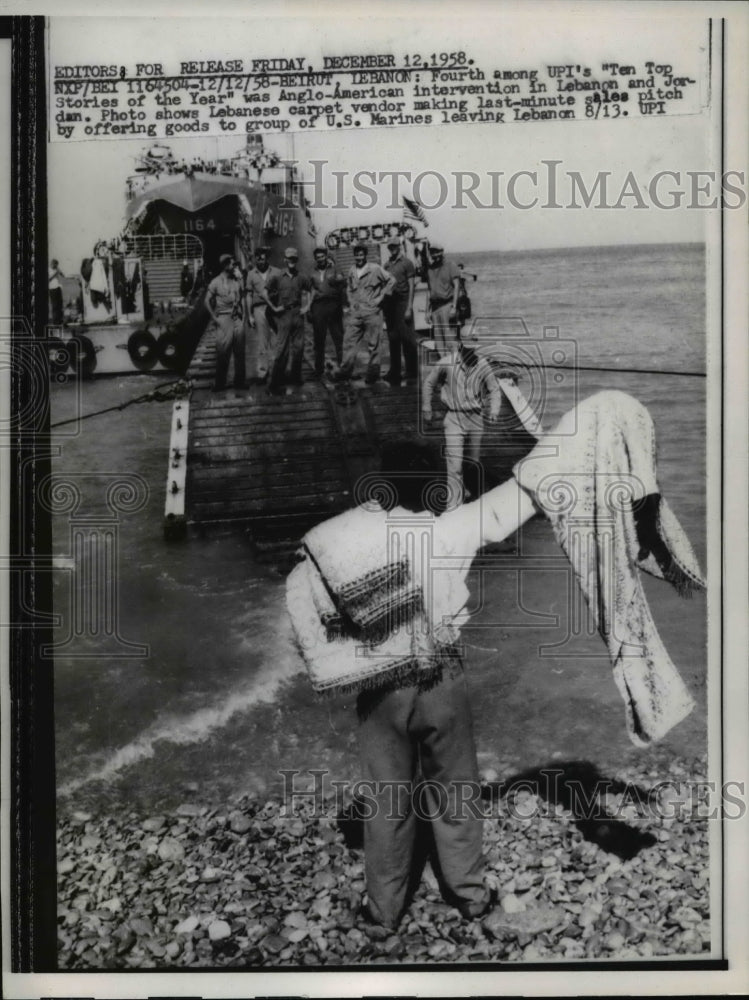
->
[402, 196, 429, 227]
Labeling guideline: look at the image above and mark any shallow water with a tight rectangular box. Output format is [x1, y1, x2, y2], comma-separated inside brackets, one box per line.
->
[51, 242, 709, 811]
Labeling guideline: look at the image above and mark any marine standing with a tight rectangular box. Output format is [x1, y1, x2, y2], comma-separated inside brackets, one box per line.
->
[426, 242, 461, 353]
[205, 253, 246, 392]
[336, 244, 395, 384]
[382, 237, 417, 385]
[308, 246, 346, 378]
[265, 247, 312, 395]
[245, 246, 281, 383]
[422, 342, 502, 506]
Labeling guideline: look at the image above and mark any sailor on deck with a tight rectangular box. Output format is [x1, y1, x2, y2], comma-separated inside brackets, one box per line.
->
[205, 253, 246, 392]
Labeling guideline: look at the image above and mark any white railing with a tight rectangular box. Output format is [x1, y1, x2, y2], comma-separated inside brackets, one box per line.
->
[121, 234, 203, 262]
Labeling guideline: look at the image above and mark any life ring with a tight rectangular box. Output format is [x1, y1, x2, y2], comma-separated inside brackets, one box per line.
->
[157, 330, 184, 372]
[371, 224, 385, 242]
[71, 335, 97, 378]
[127, 329, 158, 371]
[46, 337, 71, 379]
[356, 226, 370, 244]
[400, 223, 416, 241]
[324, 231, 340, 250]
[387, 223, 401, 239]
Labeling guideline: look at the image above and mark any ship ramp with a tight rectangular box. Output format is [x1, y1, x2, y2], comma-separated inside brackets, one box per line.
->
[164, 332, 539, 557]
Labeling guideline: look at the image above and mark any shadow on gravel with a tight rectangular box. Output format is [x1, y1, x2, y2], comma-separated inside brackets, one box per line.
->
[337, 759, 657, 862]
[482, 759, 658, 860]
[337, 806, 365, 851]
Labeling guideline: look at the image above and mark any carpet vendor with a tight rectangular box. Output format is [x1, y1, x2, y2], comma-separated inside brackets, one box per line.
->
[286, 391, 705, 929]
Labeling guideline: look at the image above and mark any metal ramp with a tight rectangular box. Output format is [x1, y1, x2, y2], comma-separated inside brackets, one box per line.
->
[165, 329, 539, 552]
[186, 386, 362, 536]
[169, 329, 423, 549]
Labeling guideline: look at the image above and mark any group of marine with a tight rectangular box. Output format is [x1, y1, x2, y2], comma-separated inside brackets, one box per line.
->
[204, 238, 476, 395]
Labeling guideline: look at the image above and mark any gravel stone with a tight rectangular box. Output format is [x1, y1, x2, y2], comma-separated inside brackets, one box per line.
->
[208, 920, 231, 942]
[56, 751, 711, 969]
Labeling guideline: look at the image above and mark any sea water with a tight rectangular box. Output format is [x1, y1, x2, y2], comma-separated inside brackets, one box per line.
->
[50, 243, 708, 811]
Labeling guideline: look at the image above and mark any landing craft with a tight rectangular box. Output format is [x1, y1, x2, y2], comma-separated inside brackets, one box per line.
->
[43, 137, 536, 546]
[47, 137, 317, 377]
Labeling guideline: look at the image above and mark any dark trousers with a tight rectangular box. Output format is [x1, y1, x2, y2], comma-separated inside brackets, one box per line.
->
[214, 314, 246, 389]
[269, 308, 305, 388]
[431, 301, 458, 354]
[49, 287, 63, 325]
[356, 664, 487, 928]
[310, 299, 344, 374]
[382, 295, 418, 380]
[340, 309, 383, 380]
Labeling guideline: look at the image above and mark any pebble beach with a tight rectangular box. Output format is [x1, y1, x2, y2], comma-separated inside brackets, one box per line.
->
[57, 751, 711, 968]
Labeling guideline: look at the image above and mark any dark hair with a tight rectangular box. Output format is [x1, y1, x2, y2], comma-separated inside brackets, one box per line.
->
[377, 442, 442, 512]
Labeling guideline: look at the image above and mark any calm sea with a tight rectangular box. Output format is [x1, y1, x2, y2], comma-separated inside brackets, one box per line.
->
[51, 242, 708, 812]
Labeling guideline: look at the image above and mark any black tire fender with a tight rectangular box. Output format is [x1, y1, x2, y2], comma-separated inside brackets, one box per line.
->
[127, 329, 158, 371]
[71, 335, 97, 378]
[157, 330, 184, 372]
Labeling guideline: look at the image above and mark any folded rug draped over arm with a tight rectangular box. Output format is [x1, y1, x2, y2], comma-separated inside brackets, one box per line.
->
[511, 390, 705, 746]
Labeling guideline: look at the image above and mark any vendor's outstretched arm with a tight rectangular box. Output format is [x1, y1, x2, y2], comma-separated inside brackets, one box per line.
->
[437, 479, 537, 562]
[478, 479, 538, 546]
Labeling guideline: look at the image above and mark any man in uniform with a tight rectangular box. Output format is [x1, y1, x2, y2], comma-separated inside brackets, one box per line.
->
[337, 244, 395, 384]
[382, 236, 417, 385]
[264, 247, 312, 395]
[426, 241, 461, 353]
[205, 253, 245, 391]
[422, 340, 502, 506]
[245, 246, 281, 383]
[308, 246, 345, 378]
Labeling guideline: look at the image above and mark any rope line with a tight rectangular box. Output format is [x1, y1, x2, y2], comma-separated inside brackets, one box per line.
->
[516, 362, 706, 378]
[47, 359, 706, 430]
[49, 379, 188, 429]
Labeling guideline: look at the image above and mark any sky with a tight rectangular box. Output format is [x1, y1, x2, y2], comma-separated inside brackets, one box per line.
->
[46, 10, 715, 269]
